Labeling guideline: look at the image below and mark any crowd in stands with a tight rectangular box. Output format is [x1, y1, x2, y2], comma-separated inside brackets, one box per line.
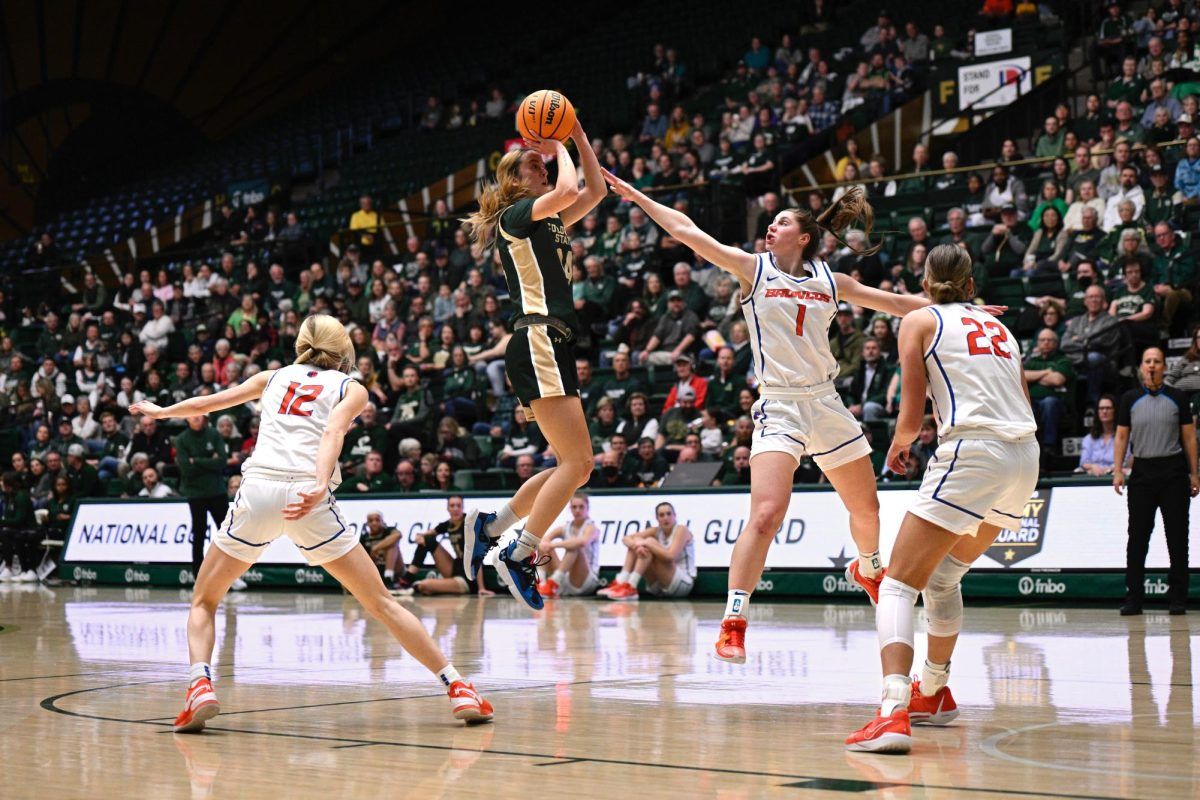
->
[4, 1, 1200, 522]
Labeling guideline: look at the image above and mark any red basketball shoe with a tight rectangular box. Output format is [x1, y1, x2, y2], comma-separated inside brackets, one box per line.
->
[173, 678, 221, 733]
[606, 582, 639, 601]
[448, 681, 494, 724]
[537, 578, 560, 599]
[714, 617, 747, 664]
[846, 561, 884, 606]
[907, 680, 959, 726]
[845, 709, 912, 753]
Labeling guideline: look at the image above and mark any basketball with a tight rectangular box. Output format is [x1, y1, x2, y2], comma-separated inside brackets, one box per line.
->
[516, 89, 576, 142]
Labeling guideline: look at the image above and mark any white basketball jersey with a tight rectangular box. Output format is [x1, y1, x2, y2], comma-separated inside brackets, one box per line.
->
[570, 518, 600, 572]
[742, 253, 840, 388]
[924, 304, 1036, 442]
[657, 524, 696, 579]
[242, 364, 354, 483]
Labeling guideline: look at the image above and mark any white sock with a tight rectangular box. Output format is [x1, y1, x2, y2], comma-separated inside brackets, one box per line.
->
[384, 569, 394, 579]
[614, 570, 629, 585]
[859, 550, 883, 578]
[188, 662, 212, 686]
[920, 660, 950, 695]
[627, 571, 642, 589]
[724, 589, 750, 619]
[880, 674, 912, 715]
[510, 529, 541, 561]
[437, 664, 463, 688]
[550, 570, 567, 585]
[487, 503, 522, 540]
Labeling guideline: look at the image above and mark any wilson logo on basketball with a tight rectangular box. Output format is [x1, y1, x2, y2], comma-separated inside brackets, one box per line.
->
[984, 489, 1051, 567]
[544, 94, 561, 124]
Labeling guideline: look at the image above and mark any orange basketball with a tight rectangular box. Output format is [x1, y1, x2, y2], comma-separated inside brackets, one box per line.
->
[516, 90, 576, 142]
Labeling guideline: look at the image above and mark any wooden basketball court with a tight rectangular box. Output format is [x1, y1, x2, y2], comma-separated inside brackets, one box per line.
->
[1, 586, 1196, 799]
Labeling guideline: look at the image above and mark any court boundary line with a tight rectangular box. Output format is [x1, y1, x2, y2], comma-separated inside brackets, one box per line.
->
[39, 678, 1131, 799]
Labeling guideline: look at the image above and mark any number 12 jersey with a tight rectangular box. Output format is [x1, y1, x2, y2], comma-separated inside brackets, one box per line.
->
[923, 304, 1036, 442]
[242, 364, 354, 483]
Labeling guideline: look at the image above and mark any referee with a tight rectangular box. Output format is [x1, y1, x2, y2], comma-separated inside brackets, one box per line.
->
[1113, 347, 1198, 616]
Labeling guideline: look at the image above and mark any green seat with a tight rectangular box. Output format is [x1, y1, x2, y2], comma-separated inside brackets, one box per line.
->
[1025, 274, 1066, 299]
[987, 277, 1026, 307]
[453, 470, 477, 490]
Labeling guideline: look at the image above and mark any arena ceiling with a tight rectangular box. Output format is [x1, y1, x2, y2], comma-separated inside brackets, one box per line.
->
[0, 0, 445, 241]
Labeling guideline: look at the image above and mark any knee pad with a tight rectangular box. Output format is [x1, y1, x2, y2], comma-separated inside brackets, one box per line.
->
[922, 554, 970, 638]
[877, 576, 920, 650]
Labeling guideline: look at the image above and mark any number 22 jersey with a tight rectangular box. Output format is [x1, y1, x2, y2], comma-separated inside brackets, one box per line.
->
[923, 304, 1036, 442]
[242, 364, 354, 484]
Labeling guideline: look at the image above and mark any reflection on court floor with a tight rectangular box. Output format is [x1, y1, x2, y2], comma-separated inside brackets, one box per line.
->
[1, 586, 1196, 799]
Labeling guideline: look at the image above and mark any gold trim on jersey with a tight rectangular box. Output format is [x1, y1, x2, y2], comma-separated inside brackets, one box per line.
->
[528, 325, 564, 397]
[497, 219, 548, 315]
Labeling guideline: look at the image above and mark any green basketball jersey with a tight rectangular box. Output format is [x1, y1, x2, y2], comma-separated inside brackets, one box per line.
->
[496, 198, 580, 333]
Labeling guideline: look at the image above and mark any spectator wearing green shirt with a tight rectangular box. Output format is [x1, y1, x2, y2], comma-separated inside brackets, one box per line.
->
[46, 475, 76, 535]
[0, 471, 36, 581]
[1143, 165, 1178, 227]
[1104, 57, 1144, 110]
[1023, 329, 1075, 449]
[705, 347, 742, 419]
[1110, 257, 1159, 353]
[576, 256, 616, 337]
[1151, 222, 1197, 332]
[341, 403, 388, 472]
[175, 415, 233, 581]
[388, 365, 433, 449]
[340, 451, 396, 494]
[589, 351, 646, 416]
[65, 444, 100, 498]
[1034, 117, 1067, 159]
[441, 346, 484, 427]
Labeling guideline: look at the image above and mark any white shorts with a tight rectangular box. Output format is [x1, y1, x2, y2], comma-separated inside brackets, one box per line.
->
[645, 567, 695, 598]
[909, 438, 1040, 536]
[559, 570, 602, 597]
[214, 474, 358, 566]
[750, 386, 872, 471]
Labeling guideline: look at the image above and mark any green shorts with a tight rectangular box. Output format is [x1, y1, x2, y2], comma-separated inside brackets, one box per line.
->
[505, 325, 580, 420]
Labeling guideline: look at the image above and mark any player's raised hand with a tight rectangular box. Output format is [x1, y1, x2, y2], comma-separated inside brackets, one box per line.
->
[979, 304, 1008, 317]
[885, 439, 911, 476]
[283, 485, 326, 520]
[523, 136, 558, 158]
[601, 168, 636, 200]
[128, 401, 163, 419]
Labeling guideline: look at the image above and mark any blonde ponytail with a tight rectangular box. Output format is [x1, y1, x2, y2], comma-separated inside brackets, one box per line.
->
[462, 148, 535, 246]
[924, 244, 975, 303]
[294, 314, 354, 373]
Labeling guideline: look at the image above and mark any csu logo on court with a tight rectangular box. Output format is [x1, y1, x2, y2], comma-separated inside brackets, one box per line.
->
[983, 489, 1051, 567]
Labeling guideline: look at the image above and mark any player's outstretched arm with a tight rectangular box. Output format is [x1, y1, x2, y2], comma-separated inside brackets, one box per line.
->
[284, 381, 369, 520]
[835, 274, 931, 317]
[886, 312, 935, 475]
[129, 370, 273, 420]
[601, 168, 757, 289]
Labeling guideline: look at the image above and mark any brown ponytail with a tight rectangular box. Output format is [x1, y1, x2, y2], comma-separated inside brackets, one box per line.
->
[786, 185, 881, 260]
[924, 244, 975, 303]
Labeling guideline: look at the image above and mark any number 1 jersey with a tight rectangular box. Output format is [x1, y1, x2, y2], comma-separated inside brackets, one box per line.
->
[924, 304, 1036, 442]
[242, 364, 354, 483]
[742, 253, 840, 389]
